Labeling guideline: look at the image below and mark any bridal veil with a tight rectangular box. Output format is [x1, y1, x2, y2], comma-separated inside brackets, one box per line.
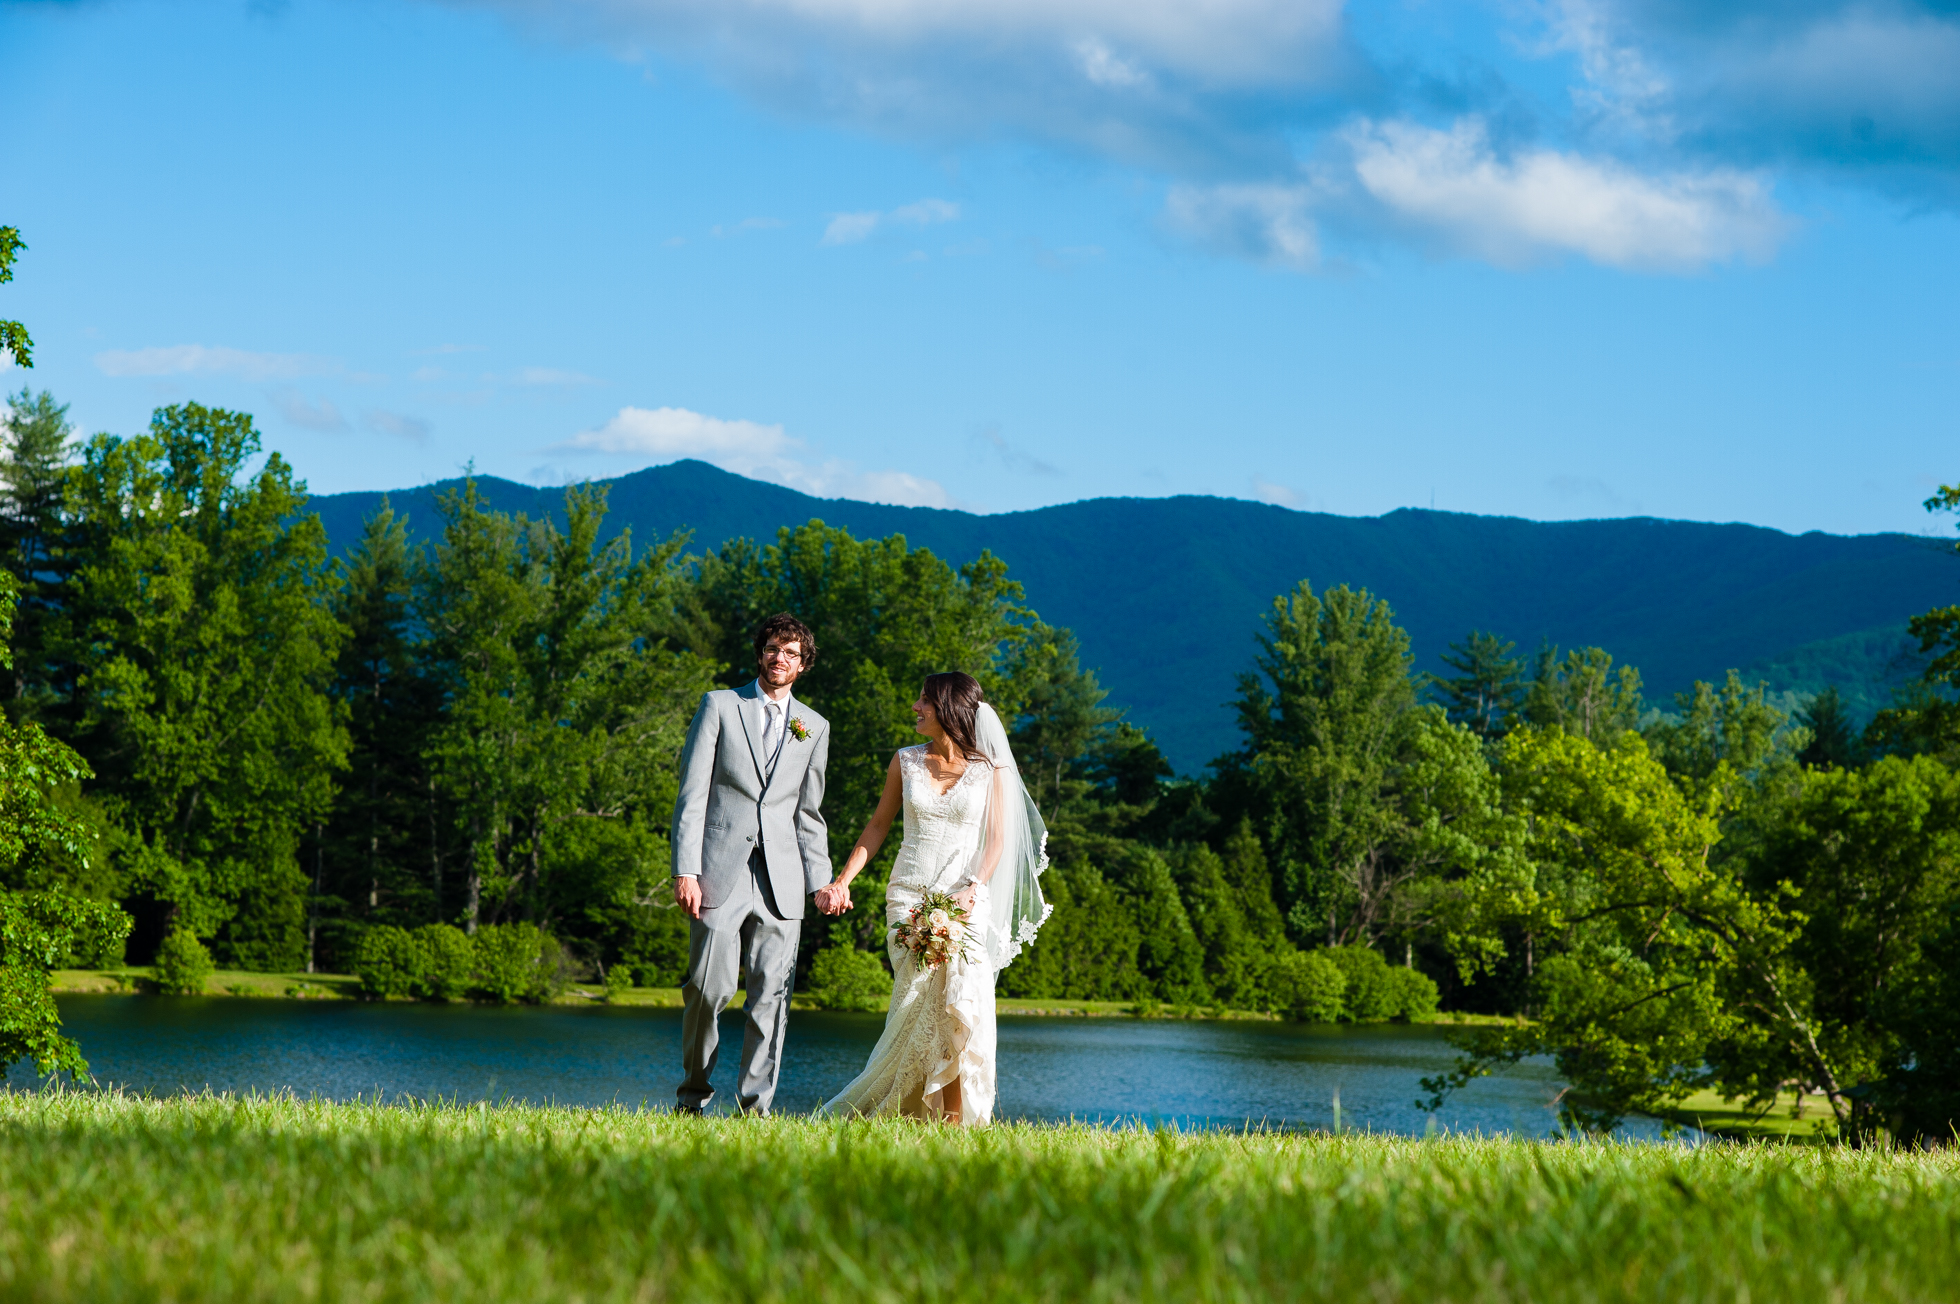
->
[971, 702, 1052, 968]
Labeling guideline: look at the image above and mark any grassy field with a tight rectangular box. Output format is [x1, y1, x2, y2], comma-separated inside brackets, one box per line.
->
[0, 1091, 1953, 1302]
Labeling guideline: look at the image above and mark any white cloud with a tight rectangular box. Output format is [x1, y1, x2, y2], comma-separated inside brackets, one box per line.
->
[510, 367, 601, 386]
[1165, 183, 1318, 269]
[1249, 477, 1300, 507]
[364, 409, 433, 442]
[472, 0, 1345, 90]
[1347, 117, 1785, 270]
[891, 198, 959, 225]
[558, 405, 953, 507]
[1075, 38, 1149, 89]
[272, 388, 348, 433]
[562, 405, 796, 462]
[822, 212, 884, 245]
[1540, 0, 1673, 137]
[821, 197, 960, 246]
[94, 344, 341, 381]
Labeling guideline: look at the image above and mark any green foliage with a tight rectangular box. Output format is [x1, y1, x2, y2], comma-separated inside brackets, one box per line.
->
[0, 226, 31, 369]
[997, 864, 1143, 1002]
[468, 921, 558, 1004]
[1738, 756, 1960, 1142]
[805, 944, 889, 1011]
[1645, 669, 1792, 792]
[0, 890, 130, 1072]
[1, 387, 77, 722]
[153, 925, 214, 996]
[412, 924, 473, 1001]
[420, 480, 715, 936]
[1266, 948, 1345, 1022]
[1220, 580, 1419, 946]
[1522, 645, 1644, 742]
[601, 959, 633, 1001]
[1323, 945, 1440, 1021]
[354, 922, 479, 1001]
[1795, 686, 1865, 769]
[64, 404, 347, 967]
[1428, 630, 1524, 738]
[352, 925, 422, 999]
[0, 570, 132, 1072]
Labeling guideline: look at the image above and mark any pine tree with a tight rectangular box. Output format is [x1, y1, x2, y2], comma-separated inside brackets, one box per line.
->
[1796, 686, 1863, 769]
[0, 388, 76, 720]
[1429, 630, 1523, 737]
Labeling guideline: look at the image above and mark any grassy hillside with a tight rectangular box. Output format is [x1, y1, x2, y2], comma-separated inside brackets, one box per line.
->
[2, 1090, 1954, 1302]
[310, 463, 1960, 770]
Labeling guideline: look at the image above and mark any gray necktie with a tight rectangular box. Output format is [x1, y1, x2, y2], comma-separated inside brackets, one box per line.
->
[762, 700, 783, 771]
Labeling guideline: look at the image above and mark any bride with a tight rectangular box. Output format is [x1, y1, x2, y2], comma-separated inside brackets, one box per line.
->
[819, 671, 1050, 1125]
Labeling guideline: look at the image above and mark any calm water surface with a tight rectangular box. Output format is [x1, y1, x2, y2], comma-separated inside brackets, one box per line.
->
[13, 995, 1666, 1139]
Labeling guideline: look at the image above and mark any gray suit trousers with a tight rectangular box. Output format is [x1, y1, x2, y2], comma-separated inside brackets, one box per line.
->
[677, 851, 801, 1114]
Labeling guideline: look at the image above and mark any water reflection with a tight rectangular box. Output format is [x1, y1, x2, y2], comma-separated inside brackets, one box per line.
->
[10, 995, 1666, 1139]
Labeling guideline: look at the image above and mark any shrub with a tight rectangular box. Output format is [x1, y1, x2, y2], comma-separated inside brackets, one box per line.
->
[805, 945, 889, 1012]
[411, 925, 473, 1001]
[353, 925, 423, 999]
[602, 963, 633, 1002]
[1267, 949, 1345, 1023]
[1322, 946, 1399, 1022]
[154, 927, 214, 996]
[1386, 964, 1440, 1020]
[470, 923, 557, 1004]
[1320, 946, 1439, 1022]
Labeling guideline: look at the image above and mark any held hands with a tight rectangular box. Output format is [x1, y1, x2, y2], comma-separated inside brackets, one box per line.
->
[952, 883, 977, 915]
[814, 880, 853, 916]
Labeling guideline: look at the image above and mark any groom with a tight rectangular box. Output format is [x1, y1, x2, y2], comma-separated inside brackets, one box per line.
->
[671, 612, 845, 1115]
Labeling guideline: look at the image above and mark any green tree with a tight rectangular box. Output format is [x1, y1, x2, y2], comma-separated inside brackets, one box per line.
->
[1795, 686, 1864, 770]
[1429, 630, 1524, 738]
[1861, 483, 1960, 757]
[0, 572, 130, 1072]
[1220, 580, 1418, 947]
[1422, 728, 1739, 1131]
[315, 502, 452, 969]
[0, 227, 31, 370]
[1644, 671, 1791, 793]
[419, 480, 715, 940]
[1522, 645, 1644, 742]
[0, 388, 76, 718]
[1732, 757, 1960, 1142]
[63, 405, 347, 969]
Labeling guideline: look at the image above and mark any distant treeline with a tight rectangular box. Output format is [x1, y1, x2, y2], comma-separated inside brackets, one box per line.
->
[3, 393, 1959, 1143]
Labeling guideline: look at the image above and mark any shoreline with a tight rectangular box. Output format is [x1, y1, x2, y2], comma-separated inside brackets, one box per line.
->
[50, 968, 1517, 1027]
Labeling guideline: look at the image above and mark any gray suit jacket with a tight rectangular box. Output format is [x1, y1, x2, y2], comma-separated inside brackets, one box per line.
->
[670, 682, 832, 923]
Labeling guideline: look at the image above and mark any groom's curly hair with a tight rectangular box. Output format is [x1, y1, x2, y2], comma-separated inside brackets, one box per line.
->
[753, 612, 817, 668]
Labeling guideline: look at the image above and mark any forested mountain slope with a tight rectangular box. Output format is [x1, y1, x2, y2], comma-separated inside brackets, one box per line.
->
[310, 461, 1957, 771]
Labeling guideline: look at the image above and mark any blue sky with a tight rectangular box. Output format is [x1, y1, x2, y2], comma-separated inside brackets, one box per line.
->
[1, 0, 1956, 535]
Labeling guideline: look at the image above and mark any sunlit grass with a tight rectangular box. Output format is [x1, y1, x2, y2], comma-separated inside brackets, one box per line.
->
[0, 1089, 1954, 1302]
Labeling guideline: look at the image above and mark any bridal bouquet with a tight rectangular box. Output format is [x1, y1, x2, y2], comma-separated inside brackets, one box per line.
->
[892, 891, 974, 970]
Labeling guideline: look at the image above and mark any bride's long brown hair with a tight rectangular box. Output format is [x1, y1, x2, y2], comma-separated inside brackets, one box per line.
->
[921, 672, 987, 762]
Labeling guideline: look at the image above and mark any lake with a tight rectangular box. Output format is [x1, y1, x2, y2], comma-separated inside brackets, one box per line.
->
[11, 995, 1668, 1139]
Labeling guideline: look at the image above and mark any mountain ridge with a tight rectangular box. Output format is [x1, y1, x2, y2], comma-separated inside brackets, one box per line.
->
[308, 460, 1958, 771]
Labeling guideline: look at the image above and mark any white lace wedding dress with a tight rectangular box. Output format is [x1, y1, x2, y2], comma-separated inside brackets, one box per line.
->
[822, 745, 1001, 1125]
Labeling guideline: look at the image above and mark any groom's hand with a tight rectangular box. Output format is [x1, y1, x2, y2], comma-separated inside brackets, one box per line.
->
[674, 875, 703, 919]
[814, 882, 851, 915]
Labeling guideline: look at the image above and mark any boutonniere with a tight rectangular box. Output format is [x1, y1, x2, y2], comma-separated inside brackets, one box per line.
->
[787, 717, 811, 742]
